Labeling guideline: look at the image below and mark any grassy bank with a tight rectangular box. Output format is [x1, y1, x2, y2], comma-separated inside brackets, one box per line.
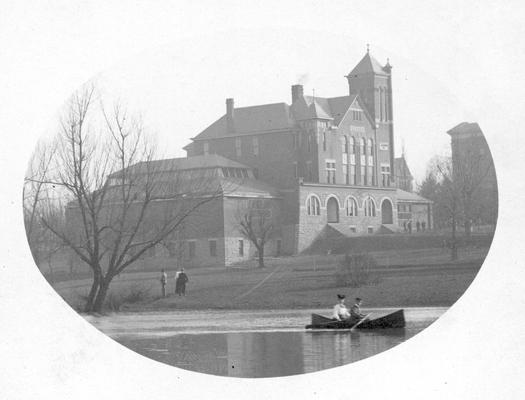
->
[52, 246, 487, 312]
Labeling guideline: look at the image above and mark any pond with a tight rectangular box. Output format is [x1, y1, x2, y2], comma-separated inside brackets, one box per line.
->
[86, 307, 446, 378]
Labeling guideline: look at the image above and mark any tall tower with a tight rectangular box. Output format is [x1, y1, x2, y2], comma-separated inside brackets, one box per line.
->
[345, 47, 395, 183]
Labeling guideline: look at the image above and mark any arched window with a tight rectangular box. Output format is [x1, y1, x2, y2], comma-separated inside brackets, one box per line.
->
[306, 195, 321, 216]
[345, 197, 358, 217]
[342, 136, 348, 154]
[349, 137, 355, 154]
[364, 197, 376, 217]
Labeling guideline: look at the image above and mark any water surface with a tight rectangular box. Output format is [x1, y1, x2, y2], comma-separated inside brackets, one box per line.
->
[86, 307, 446, 377]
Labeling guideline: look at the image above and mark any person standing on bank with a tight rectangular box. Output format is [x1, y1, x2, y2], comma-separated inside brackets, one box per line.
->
[175, 268, 189, 296]
[332, 294, 351, 321]
[160, 269, 168, 298]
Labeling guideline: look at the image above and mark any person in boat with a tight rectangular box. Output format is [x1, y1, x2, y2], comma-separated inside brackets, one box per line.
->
[332, 294, 351, 321]
[350, 298, 366, 320]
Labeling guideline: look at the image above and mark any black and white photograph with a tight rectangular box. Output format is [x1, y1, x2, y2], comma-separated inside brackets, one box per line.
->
[1, 1, 524, 399]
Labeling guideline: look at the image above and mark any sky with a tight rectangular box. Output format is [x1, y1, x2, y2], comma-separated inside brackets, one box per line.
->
[92, 29, 471, 184]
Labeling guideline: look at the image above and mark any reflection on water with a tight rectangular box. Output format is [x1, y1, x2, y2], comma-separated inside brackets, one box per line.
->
[89, 307, 445, 378]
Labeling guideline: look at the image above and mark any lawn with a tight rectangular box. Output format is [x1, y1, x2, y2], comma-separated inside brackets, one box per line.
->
[51, 246, 488, 312]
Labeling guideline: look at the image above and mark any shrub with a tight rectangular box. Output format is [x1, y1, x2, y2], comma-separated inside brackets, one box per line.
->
[335, 253, 378, 287]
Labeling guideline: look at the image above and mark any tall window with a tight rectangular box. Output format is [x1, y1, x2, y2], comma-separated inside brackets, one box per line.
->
[307, 134, 312, 153]
[345, 197, 358, 217]
[292, 133, 298, 149]
[323, 132, 327, 151]
[342, 136, 349, 184]
[253, 137, 259, 156]
[203, 142, 209, 155]
[349, 137, 356, 184]
[235, 138, 242, 157]
[360, 138, 366, 185]
[367, 138, 375, 185]
[209, 240, 217, 257]
[381, 164, 391, 186]
[364, 197, 376, 217]
[326, 161, 336, 184]
[306, 195, 321, 216]
[238, 240, 244, 256]
[352, 110, 362, 121]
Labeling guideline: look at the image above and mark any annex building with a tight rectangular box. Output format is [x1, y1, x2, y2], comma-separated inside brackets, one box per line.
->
[162, 49, 433, 266]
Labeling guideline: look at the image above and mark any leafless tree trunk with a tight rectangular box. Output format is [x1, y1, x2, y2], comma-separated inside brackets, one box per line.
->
[237, 204, 275, 268]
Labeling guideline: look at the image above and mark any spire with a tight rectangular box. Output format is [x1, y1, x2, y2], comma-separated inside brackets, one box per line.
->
[348, 48, 388, 76]
[383, 57, 392, 74]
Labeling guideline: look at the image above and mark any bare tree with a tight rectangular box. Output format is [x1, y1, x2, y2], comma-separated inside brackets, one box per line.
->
[29, 85, 222, 312]
[23, 139, 58, 264]
[421, 146, 494, 260]
[237, 201, 276, 268]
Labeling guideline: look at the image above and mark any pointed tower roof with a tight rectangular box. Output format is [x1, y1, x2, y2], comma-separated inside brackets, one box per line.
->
[348, 50, 389, 76]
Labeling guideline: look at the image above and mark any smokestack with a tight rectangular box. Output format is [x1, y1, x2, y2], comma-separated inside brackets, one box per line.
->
[291, 84, 304, 104]
[226, 98, 234, 132]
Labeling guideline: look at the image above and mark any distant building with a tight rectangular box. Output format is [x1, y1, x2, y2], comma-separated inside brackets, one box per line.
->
[394, 156, 413, 192]
[446, 122, 498, 229]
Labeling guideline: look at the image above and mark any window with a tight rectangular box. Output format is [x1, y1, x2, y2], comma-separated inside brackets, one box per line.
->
[235, 138, 242, 157]
[253, 137, 259, 156]
[326, 161, 336, 184]
[293, 162, 298, 178]
[306, 195, 321, 216]
[350, 227, 357, 233]
[345, 197, 358, 216]
[203, 142, 209, 155]
[307, 134, 312, 153]
[188, 241, 196, 259]
[209, 240, 217, 257]
[349, 137, 356, 184]
[367, 138, 374, 185]
[323, 132, 327, 151]
[352, 110, 362, 121]
[360, 138, 366, 184]
[239, 240, 244, 256]
[292, 133, 298, 149]
[342, 136, 349, 154]
[364, 197, 376, 217]
[381, 164, 391, 186]
[367, 227, 374, 234]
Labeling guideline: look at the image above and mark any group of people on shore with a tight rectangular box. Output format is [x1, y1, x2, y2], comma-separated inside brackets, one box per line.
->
[160, 268, 189, 298]
[332, 294, 366, 323]
[403, 219, 426, 233]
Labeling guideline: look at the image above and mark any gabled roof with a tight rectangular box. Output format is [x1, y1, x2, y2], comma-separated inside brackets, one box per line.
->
[394, 156, 413, 179]
[348, 52, 388, 76]
[110, 154, 250, 177]
[192, 102, 295, 141]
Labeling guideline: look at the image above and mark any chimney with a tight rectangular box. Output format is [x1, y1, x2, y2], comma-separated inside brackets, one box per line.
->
[226, 98, 234, 132]
[291, 84, 304, 104]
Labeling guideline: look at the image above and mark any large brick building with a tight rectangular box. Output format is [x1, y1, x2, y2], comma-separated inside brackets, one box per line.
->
[176, 49, 432, 264]
[88, 49, 432, 268]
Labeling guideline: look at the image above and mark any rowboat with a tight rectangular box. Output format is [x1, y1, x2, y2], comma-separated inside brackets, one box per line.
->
[305, 309, 405, 330]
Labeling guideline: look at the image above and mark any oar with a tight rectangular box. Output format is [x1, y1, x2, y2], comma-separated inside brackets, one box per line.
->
[350, 313, 372, 331]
